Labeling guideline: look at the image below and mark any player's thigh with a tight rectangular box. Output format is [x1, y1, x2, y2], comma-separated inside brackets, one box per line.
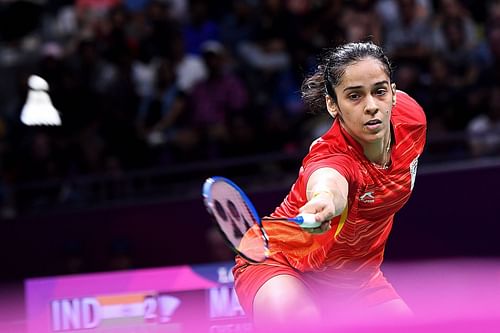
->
[253, 274, 320, 326]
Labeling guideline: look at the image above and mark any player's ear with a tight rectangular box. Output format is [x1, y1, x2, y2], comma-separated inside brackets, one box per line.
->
[391, 83, 397, 106]
[325, 95, 338, 118]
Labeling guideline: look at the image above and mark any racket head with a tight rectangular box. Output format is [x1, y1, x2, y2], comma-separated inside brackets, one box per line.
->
[202, 176, 269, 263]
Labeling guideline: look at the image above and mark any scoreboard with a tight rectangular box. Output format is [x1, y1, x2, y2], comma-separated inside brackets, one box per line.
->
[25, 262, 252, 332]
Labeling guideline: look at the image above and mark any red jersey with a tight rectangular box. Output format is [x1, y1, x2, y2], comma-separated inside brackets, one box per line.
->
[261, 90, 426, 274]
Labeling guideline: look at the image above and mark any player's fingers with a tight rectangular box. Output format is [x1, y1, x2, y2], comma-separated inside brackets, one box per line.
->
[299, 200, 328, 215]
[300, 197, 335, 220]
[320, 221, 332, 232]
[302, 221, 331, 234]
[318, 211, 335, 223]
[299, 206, 333, 225]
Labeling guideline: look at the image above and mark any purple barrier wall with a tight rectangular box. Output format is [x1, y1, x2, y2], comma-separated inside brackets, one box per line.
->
[386, 164, 500, 260]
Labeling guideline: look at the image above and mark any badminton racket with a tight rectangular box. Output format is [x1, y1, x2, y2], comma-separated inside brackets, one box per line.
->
[202, 176, 320, 263]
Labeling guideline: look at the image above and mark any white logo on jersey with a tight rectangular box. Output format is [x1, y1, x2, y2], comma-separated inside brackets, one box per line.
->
[359, 191, 375, 203]
[410, 156, 419, 190]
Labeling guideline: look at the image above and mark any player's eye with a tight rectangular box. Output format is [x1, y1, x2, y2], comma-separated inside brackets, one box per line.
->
[375, 88, 387, 96]
[348, 93, 360, 101]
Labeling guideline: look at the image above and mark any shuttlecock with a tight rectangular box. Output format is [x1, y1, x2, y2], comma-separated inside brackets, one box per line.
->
[20, 75, 61, 126]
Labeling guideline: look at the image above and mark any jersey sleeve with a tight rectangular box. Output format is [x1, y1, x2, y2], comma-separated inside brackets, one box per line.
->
[393, 90, 427, 154]
[301, 153, 358, 188]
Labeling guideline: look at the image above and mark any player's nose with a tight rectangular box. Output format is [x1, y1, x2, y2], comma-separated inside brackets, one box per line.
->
[364, 95, 378, 115]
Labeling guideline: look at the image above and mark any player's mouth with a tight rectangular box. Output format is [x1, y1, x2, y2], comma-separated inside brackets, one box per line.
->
[364, 119, 383, 131]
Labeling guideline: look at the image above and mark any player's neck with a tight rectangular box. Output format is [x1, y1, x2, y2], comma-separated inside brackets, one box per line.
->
[364, 132, 392, 168]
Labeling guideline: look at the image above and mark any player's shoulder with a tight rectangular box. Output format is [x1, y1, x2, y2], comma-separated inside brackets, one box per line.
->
[392, 90, 427, 126]
[309, 136, 324, 151]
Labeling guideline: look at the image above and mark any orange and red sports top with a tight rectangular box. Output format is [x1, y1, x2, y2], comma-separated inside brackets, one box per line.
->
[257, 90, 426, 274]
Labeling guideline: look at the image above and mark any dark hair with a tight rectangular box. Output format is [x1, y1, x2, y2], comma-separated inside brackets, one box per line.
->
[301, 42, 393, 114]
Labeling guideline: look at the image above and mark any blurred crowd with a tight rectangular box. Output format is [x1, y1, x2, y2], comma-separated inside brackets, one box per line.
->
[0, 0, 500, 216]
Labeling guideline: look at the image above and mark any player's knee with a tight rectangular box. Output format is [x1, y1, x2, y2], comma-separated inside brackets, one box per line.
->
[252, 275, 320, 329]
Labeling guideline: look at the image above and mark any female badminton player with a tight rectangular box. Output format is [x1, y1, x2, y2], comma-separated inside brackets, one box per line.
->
[232, 41, 427, 329]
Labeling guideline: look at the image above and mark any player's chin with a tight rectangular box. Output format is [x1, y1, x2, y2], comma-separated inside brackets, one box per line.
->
[361, 131, 385, 143]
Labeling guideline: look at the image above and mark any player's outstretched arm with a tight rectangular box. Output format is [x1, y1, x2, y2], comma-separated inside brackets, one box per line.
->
[299, 167, 348, 233]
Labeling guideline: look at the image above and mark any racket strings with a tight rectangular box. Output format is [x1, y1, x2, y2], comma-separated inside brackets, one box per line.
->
[230, 218, 244, 239]
[205, 177, 268, 262]
[213, 187, 254, 245]
[241, 216, 252, 230]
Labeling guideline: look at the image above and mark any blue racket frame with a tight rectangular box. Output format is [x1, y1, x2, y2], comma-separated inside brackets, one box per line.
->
[202, 176, 270, 263]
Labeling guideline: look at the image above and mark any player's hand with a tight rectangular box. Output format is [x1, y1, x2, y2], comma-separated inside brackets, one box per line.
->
[298, 191, 335, 234]
[301, 221, 332, 234]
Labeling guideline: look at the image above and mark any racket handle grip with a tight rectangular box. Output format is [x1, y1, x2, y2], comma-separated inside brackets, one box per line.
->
[294, 213, 321, 228]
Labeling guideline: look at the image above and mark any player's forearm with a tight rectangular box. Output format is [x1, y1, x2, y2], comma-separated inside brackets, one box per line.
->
[306, 167, 348, 217]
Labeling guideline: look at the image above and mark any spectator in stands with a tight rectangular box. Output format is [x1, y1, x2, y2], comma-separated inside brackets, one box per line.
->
[315, 0, 345, 49]
[376, 0, 432, 26]
[181, 0, 220, 55]
[467, 1, 500, 137]
[188, 40, 249, 159]
[135, 58, 195, 164]
[432, 0, 478, 50]
[467, 85, 500, 156]
[169, 35, 207, 93]
[431, 0, 479, 90]
[219, 0, 257, 59]
[421, 56, 458, 131]
[139, 0, 181, 59]
[382, 0, 434, 67]
[340, 0, 383, 44]
[473, 1, 500, 84]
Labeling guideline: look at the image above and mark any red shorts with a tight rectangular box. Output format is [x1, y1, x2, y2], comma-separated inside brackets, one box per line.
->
[233, 256, 402, 318]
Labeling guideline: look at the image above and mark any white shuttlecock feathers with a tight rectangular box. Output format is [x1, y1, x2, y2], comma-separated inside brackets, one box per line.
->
[20, 75, 62, 126]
